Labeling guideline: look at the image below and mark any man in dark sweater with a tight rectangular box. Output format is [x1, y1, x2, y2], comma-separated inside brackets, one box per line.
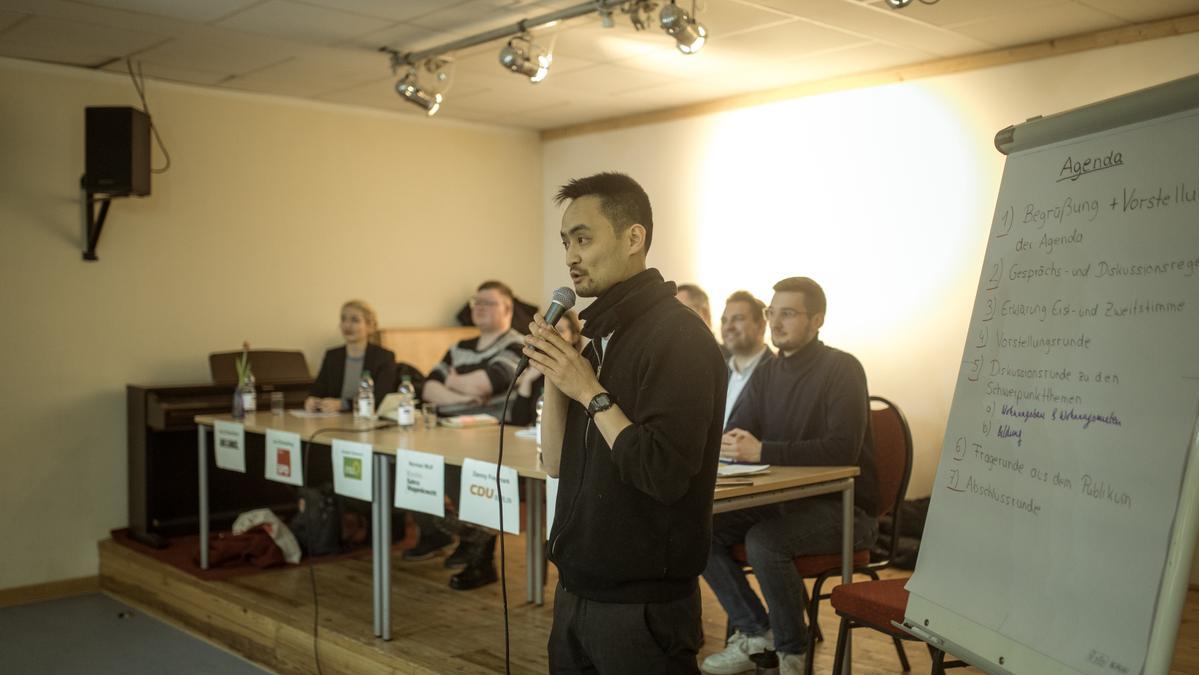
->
[701, 277, 879, 675]
[522, 172, 727, 673]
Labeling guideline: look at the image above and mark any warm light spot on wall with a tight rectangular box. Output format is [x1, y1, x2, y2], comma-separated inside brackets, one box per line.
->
[695, 83, 993, 349]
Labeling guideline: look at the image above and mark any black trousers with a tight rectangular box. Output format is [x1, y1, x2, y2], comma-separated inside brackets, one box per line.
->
[548, 583, 702, 674]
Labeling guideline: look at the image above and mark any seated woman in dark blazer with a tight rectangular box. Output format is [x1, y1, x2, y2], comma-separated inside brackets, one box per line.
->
[305, 299, 396, 412]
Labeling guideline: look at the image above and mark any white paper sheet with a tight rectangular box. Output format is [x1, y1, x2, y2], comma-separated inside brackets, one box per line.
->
[213, 420, 246, 473]
[457, 458, 519, 535]
[394, 449, 445, 517]
[331, 439, 373, 502]
[907, 108, 1199, 675]
[264, 429, 303, 486]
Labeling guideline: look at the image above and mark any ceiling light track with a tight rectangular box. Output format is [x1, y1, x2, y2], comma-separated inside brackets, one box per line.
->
[380, 0, 708, 116]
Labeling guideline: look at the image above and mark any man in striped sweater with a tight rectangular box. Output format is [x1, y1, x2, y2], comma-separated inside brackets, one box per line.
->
[404, 280, 524, 590]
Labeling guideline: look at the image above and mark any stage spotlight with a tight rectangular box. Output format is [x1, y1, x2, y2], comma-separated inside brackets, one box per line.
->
[499, 35, 552, 83]
[660, 1, 707, 55]
[886, 0, 914, 8]
[395, 70, 442, 116]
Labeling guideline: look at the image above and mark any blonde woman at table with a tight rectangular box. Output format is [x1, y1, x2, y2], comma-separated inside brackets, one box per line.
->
[305, 299, 396, 413]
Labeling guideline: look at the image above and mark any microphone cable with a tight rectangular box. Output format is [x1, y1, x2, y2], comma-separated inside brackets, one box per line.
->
[494, 376, 520, 675]
[300, 419, 397, 675]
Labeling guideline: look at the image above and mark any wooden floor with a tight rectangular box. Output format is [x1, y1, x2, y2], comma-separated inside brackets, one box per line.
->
[99, 535, 1199, 674]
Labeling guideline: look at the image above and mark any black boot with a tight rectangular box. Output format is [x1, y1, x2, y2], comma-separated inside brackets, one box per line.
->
[449, 536, 497, 590]
[401, 529, 454, 562]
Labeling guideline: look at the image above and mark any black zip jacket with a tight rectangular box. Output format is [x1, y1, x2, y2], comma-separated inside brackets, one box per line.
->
[548, 269, 727, 603]
[726, 338, 878, 514]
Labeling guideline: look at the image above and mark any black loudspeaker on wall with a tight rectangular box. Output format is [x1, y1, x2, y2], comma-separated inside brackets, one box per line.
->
[84, 106, 151, 196]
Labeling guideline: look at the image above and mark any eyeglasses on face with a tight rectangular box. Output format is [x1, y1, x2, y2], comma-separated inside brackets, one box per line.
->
[470, 297, 501, 309]
[764, 308, 809, 321]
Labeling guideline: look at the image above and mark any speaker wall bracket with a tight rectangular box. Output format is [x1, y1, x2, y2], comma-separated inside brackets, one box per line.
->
[81, 176, 118, 261]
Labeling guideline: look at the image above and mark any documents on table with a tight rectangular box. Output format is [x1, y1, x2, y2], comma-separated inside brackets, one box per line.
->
[717, 463, 770, 478]
[439, 414, 499, 428]
[213, 420, 246, 473]
[331, 439, 373, 501]
[394, 449, 445, 516]
[288, 409, 341, 418]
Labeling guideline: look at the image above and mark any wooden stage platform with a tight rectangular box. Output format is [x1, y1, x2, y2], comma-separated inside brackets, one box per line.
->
[99, 536, 1199, 674]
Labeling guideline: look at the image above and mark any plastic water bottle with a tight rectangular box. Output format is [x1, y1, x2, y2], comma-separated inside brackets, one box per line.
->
[355, 371, 375, 419]
[237, 373, 257, 418]
[535, 393, 545, 446]
[397, 375, 416, 428]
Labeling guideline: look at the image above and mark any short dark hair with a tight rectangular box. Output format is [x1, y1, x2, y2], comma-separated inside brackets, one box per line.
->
[772, 277, 826, 315]
[725, 290, 766, 322]
[477, 280, 514, 303]
[554, 172, 654, 252]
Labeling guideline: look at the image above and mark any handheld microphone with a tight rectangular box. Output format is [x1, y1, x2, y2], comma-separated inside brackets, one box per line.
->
[516, 286, 577, 376]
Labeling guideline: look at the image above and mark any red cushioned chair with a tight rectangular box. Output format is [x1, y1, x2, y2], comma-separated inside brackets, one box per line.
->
[830, 577, 967, 674]
[727, 395, 915, 675]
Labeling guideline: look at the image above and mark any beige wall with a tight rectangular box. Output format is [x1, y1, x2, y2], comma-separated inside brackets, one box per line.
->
[0, 58, 542, 590]
[540, 35, 1199, 582]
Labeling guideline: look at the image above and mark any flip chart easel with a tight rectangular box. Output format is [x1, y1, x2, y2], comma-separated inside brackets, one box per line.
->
[903, 73, 1199, 675]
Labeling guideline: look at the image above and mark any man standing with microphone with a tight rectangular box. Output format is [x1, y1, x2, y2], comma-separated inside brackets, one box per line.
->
[522, 172, 727, 673]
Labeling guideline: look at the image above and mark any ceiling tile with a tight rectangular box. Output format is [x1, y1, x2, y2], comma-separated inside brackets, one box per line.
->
[775, 41, 933, 81]
[223, 48, 389, 94]
[1074, 0, 1199, 23]
[129, 25, 301, 75]
[100, 58, 229, 85]
[406, 0, 522, 33]
[215, 0, 395, 46]
[0, 15, 167, 66]
[74, 0, 259, 24]
[300, 0, 470, 23]
[948, 2, 1127, 46]
[862, 0, 1067, 28]
[754, 0, 993, 54]
[547, 21, 672, 60]
[714, 18, 867, 60]
[0, 10, 29, 33]
[343, 21, 446, 51]
[531, 62, 676, 95]
[695, 0, 797, 36]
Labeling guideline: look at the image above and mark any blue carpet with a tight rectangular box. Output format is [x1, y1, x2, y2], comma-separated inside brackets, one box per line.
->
[0, 593, 269, 674]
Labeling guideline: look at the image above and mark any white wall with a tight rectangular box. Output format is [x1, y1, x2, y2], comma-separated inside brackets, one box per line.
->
[0, 57, 542, 590]
[540, 33, 1199, 519]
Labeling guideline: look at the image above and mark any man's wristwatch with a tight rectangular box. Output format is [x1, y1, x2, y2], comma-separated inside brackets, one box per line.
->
[585, 392, 614, 418]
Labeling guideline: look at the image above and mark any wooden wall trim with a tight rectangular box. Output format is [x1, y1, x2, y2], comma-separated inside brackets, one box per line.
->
[0, 575, 100, 608]
[541, 12, 1199, 141]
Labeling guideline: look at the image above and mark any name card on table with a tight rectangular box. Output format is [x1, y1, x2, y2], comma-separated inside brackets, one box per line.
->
[394, 449, 445, 517]
[546, 476, 559, 537]
[213, 420, 246, 472]
[458, 458, 519, 535]
[332, 439, 373, 502]
[264, 429, 303, 486]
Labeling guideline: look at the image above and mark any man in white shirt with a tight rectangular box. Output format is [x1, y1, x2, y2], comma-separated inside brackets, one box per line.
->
[720, 290, 772, 427]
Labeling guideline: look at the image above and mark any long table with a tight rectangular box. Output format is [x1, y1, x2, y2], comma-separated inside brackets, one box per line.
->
[194, 412, 859, 649]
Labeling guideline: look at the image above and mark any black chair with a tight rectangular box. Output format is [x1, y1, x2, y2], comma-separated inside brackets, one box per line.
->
[726, 395, 915, 673]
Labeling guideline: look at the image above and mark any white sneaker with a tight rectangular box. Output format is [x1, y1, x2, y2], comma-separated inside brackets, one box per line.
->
[778, 651, 807, 675]
[701, 630, 773, 675]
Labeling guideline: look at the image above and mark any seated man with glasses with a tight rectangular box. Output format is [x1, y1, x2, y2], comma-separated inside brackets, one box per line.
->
[404, 280, 524, 590]
[701, 276, 879, 675]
